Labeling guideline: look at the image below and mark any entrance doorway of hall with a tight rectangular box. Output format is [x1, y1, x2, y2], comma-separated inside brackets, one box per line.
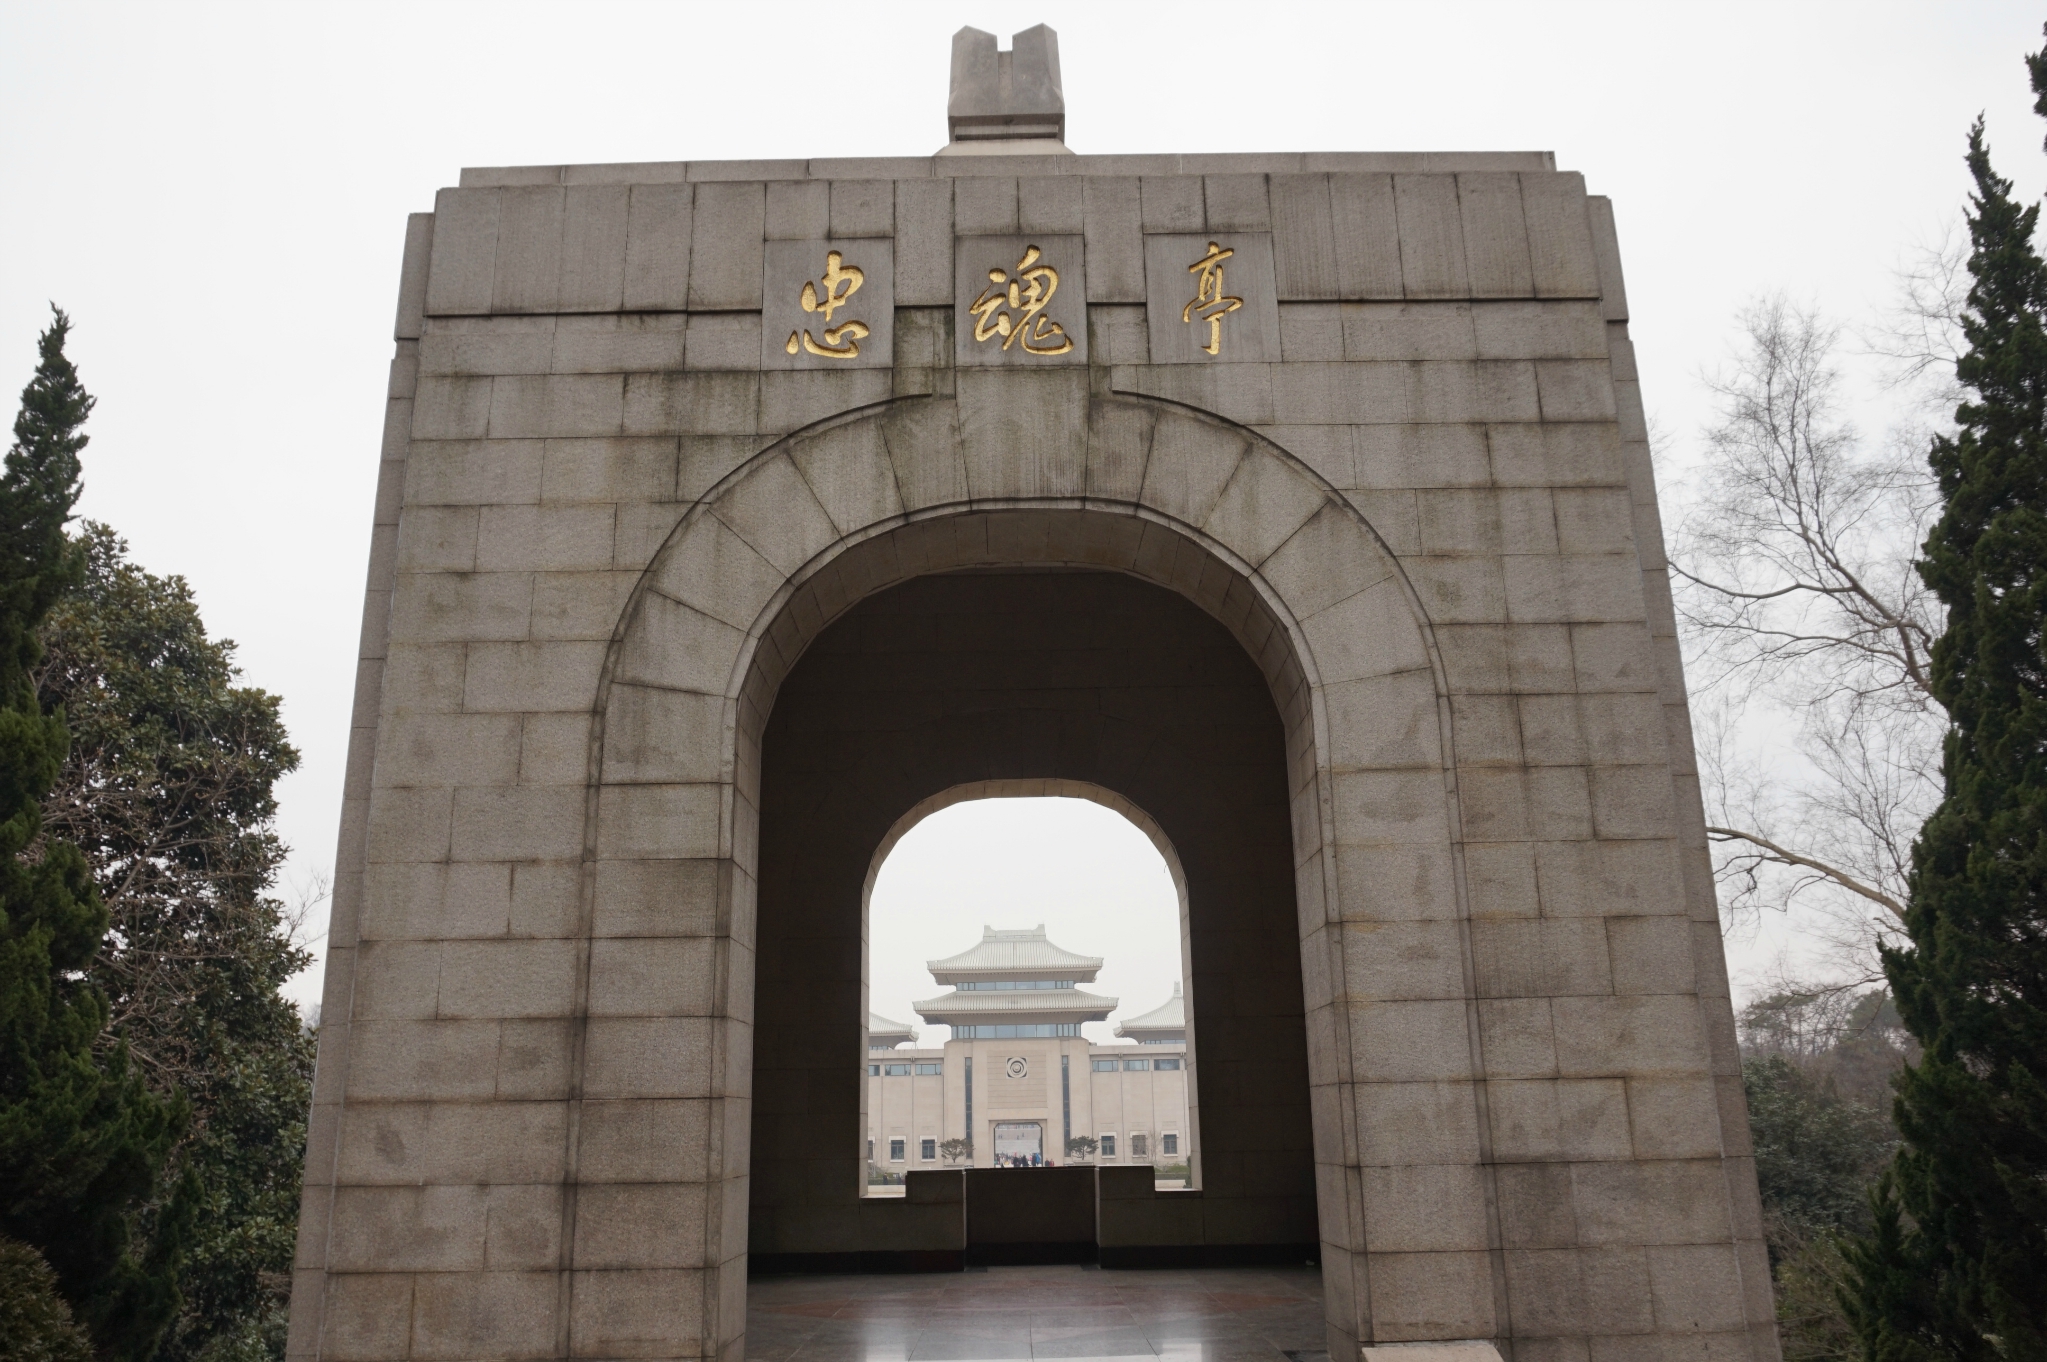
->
[866, 795, 1193, 1195]
[993, 1122, 1044, 1164]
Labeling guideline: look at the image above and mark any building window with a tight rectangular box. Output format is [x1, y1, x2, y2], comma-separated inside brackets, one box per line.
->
[1123, 1058, 1150, 1071]
[868, 1064, 880, 1076]
[1131, 1133, 1149, 1158]
[1091, 1058, 1118, 1072]
[957, 980, 1076, 991]
[921, 1138, 936, 1160]
[914, 1062, 942, 1075]
[1155, 1058, 1182, 1070]
[868, 1139, 874, 1159]
[1161, 1133, 1178, 1155]
[889, 1138, 905, 1162]
[952, 1023, 1079, 1039]
[1100, 1134, 1117, 1158]
[884, 1063, 912, 1076]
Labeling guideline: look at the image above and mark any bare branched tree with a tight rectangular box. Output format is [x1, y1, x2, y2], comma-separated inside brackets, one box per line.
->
[1862, 220, 1970, 414]
[1672, 298, 1946, 974]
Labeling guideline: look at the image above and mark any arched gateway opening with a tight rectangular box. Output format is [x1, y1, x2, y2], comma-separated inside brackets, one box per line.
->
[575, 390, 1454, 1357]
[750, 567, 1314, 1265]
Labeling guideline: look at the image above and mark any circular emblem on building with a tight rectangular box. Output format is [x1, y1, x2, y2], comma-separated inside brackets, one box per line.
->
[1005, 1056, 1029, 1080]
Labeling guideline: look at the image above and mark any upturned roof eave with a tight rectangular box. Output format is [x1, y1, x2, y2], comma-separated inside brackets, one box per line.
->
[867, 1010, 918, 1039]
[1112, 986, 1185, 1034]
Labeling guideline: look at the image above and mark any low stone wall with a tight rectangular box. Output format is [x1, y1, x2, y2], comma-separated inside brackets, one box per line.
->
[964, 1167, 1097, 1265]
[1097, 1166, 1321, 1269]
[751, 1170, 966, 1275]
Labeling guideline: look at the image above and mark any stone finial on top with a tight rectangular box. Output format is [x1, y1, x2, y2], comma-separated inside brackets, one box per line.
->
[942, 24, 1071, 155]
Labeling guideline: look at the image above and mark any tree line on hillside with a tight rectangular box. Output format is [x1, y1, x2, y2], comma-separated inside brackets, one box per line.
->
[0, 310, 311, 1361]
[1740, 989, 1910, 1360]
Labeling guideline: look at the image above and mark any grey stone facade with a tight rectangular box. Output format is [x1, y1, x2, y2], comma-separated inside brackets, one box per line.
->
[290, 143, 1777, 1362]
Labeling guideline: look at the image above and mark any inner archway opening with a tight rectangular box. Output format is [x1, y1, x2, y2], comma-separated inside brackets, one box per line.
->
[864, 793, 1195, 1193]
[746, 563, 1320, 1272]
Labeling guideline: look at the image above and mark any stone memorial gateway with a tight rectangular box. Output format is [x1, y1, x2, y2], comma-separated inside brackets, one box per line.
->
[289, 24, 1778, 1362]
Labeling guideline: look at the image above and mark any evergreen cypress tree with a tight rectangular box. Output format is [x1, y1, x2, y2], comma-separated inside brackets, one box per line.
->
[0, 309, 191, 1361]
[1846, 34, 2047, 1362]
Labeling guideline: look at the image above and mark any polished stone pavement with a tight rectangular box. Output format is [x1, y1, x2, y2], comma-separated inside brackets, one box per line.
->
[747, 1264, 1329, 1362]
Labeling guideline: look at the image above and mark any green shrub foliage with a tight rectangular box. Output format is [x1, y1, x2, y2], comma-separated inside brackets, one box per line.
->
[0, 1237, 93, 1362]
[1747, 1054, 1896, 1254]
[1739, 991, 1908, 1362]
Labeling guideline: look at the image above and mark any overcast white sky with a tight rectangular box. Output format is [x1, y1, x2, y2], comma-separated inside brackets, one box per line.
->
[2, 1, 2038, 1015]
[869, 799, 1182, 1047]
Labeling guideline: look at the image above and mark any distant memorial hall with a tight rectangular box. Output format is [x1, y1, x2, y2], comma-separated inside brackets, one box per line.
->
[292, 21, 1778, 1362]
[866, 926, 1191, 1176]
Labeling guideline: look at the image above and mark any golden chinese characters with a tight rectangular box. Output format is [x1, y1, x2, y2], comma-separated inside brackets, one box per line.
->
[1182, 242, 1242, 356]
[967, 245, 1074, 356]
[785, 250, 870, 359]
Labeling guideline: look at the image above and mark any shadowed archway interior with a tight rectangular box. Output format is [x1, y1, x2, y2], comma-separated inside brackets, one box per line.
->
[749, 568, 1317, 1262]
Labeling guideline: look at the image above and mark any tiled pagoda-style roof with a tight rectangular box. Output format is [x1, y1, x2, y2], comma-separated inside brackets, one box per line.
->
[911, 987, 1118, 1026]
[925, 925, 1103, 981]
[868, 1011, 916, 1045]
[1114, 982, 1185, 1039]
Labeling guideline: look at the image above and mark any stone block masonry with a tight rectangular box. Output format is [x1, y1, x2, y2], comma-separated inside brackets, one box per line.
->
[290, 138, 1775, 1362]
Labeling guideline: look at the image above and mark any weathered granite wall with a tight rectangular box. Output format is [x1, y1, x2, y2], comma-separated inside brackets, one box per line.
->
[290, 150, 1775, 1362]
